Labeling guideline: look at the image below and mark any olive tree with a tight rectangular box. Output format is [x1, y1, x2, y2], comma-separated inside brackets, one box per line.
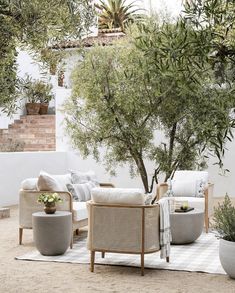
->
[64, 19, 235, 192]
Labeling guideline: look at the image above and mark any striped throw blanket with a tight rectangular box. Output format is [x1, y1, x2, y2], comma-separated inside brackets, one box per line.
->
[158, 197, 172, 259]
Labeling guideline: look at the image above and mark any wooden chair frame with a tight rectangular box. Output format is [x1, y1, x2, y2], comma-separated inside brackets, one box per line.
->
[88, 203, 169, 276]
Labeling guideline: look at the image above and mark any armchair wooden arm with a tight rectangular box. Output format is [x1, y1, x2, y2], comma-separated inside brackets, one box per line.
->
[99, 183, 115, 188]
[156, 183, 168, 201]
[204, 183, 214, 233]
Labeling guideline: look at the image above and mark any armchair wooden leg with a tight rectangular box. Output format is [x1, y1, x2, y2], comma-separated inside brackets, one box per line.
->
[166, 256, 170, 263]
[205, 217, 209, 233]
[101, 252, 105, 258]
[70, 233, 73, 249]
[141, 253, 145, 276]
[91, 251, 95, 272]
[19, 228, 23, 245]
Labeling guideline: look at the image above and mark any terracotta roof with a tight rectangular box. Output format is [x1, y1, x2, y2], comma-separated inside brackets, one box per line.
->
[51, 31, 126, 50]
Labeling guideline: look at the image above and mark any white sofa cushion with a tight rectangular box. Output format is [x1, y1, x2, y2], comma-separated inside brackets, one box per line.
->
[67, 182, 96, 202]
[21, 178, 38, 190]
[72, 202, 88, 221]
[91, 188, 145, 205]
[174, 197, 205, 211]
[37, 171, 71, 192]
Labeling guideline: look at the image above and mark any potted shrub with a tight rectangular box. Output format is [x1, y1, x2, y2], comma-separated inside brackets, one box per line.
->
[213, 194, 235, 279]
[38, 193, 63, 214]
[20, 76, 54, 115]
[38, 83, 54, 115]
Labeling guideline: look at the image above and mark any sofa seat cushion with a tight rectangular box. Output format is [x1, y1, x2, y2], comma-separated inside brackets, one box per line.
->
[173, 197, 205, 211]
[91, 188, 145, 205]
[72, 202, 88, 221]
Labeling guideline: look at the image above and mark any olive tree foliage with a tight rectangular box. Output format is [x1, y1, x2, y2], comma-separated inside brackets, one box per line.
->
[64, 18, 235, 193]
[184, 0, 235, 83]
[135, 19, 235, 181]
[0, 0, 94, 112]
[64, 44, 160, 193]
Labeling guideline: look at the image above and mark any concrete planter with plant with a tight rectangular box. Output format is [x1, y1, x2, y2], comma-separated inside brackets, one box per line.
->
[214, 194, 235, 279]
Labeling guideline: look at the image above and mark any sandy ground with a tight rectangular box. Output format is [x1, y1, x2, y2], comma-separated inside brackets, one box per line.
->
[0, 204, 235, 293]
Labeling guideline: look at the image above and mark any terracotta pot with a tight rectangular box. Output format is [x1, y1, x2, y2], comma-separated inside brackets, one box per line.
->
[44, 203, 56, 214]
[39, 103, 49, 115]
[26, 103, 40, 115]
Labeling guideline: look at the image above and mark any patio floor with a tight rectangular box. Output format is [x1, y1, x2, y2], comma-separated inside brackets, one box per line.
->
[0, 205, 235, 293]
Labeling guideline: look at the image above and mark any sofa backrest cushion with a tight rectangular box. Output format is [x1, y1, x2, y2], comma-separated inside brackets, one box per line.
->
[91, 188, 145, 205]
[169, 170, 208, 198]
[20, 178, 38, 190]
[173, 171, 208, 183]
[70, 170, 99, 185]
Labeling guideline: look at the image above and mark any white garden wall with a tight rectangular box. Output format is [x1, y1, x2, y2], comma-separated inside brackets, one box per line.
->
[0, 152, 68, 207]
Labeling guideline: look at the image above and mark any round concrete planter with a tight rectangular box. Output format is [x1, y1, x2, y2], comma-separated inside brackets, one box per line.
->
[219, 238, 235, 279]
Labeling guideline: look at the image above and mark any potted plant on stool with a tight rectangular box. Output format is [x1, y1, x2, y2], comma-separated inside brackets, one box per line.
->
[38, 193, 63, 214]
[213, 194, 235, 279]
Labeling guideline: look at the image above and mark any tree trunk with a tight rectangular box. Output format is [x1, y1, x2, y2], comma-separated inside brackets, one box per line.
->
[164, 122, 177, 182]
[133, 154, 149, 193]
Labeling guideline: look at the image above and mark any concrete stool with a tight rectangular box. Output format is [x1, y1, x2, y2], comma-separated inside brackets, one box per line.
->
[170, 209, 204, 244]
[32, 211, 72, 256]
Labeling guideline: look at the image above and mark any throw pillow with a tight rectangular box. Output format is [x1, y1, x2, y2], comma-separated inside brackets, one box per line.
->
[21, 178, 38, 190]
[70, 170, 99, 185]
[66, 181, 96, 202]
[37, 171, 63, 191]
[196, 179, 206, 197]
[168, 179, 197, 197]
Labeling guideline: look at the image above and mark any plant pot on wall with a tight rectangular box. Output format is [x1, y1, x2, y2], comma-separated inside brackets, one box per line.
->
[219, 238, 235, 279]
[39, 103, 49, 115]
[26, 103, 41, 115]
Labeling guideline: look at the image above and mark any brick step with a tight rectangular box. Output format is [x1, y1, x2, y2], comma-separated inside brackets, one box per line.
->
[0, 114, 55, 152]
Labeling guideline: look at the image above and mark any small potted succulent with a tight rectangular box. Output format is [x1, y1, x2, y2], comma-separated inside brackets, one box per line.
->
[213, 194, 235, 279]
[38, 193, 63, 214]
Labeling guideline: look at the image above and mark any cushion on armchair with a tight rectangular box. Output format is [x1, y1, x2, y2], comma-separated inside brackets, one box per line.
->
[91, 188, 145, 205]
[168, 170, 208, 198]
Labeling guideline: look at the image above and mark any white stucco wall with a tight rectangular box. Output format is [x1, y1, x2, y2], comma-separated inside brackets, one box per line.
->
[0, 152, 69, 207]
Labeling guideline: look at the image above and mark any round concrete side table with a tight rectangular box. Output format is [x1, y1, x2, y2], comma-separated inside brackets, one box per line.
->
[32, 211, 72, 256]
[170, 209, 204, 244]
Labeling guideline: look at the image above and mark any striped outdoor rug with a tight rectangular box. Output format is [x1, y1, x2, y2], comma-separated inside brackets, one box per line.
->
[16, 232, 225, 275]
